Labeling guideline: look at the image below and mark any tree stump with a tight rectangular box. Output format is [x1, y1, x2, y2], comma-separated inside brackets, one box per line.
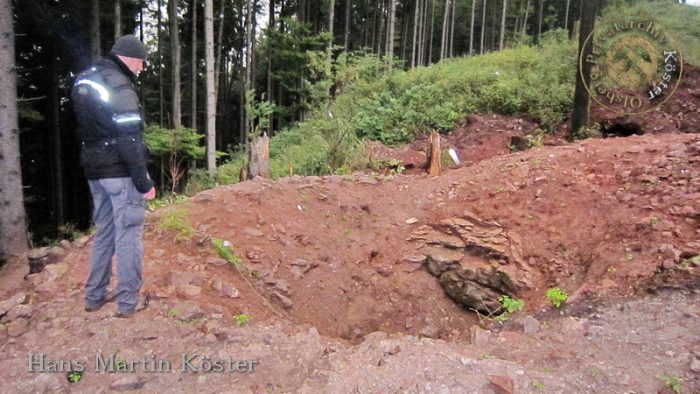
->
[427, 131, 441, 176]
[247, 133, 270, 179]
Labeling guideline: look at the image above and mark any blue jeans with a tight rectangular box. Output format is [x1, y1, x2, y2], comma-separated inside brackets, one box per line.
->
[85, 177, 145, 314]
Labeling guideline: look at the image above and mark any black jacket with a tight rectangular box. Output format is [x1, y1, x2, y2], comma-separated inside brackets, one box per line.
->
[71, 54, 153, 193]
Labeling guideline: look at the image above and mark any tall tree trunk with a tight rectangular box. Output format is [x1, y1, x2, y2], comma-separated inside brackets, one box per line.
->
[419, 0, 427, 65]
[328, 0, 335, 53]
[564, 0, 570, 30]
[268, 0, 275, 134]
[214, 0, 225, 99]
[449, 0, 456, 57]
[522, 0, 530, 36]
[570, 0, 598, 138]
[411, 0, 419, 68]
[0, 0, 28, 260]
[386, 0, 396, 64]
[90, 0, 101, 62]
[115, 0, 122, 40]
[157, 0, 164, 125]
[428, 0, 435, 63]
[169, 0, 182, 129]
[344, 0, 351, 51]
[205, 0, 216, 175]
[469, 0, 476, 54]
[499, 0, 507, 50]
[440, 0, 449, 60]
[535, 0, 543, 45]
[480, 0, 486, 54]
[49, 47, 64, 230]
[191, 0, 198, 130]
[243, 0, 253, 143]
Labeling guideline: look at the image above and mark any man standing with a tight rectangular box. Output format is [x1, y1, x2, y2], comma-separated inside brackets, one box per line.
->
[72, 35, 156, 318]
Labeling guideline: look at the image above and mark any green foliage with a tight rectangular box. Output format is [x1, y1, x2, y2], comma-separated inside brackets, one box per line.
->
[532, 380, 545, 390]
[246, 89, 276, 139]
[233, 313, 251, 326]
[496, 295, 525, 321]
[148, 195, 189, 211]
[156, 208, 194, 242]
[266, 38, 576, 177]
[546, 287, 569, 309]
[67, 371, 82, 383]
[144, 125, 204, 159]
[211, 238, 242, 269]
[657, 375, 682, 394]
[680, 255, 700, 269]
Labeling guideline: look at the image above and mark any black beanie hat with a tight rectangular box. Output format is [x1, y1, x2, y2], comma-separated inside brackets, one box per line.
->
[110, 35, 148, 60]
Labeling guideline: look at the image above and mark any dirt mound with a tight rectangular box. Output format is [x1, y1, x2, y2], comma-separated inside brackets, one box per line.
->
[1, 131, 699, 392]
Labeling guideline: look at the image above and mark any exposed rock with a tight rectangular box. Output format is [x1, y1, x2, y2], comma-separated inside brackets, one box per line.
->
[27, 247, 50, 260]
[423, 247, 464, 276]
[110, 376, 146, 391]
[405, 217, 419, 225]
[74, 235, 91, 247]
[176, 284, 202, 299]
[272, 292, 293, 309]
[487, 375, 514, 394]
[440, 268, 509, 313]
[211, 279, 241, 298]
[7, 318, 31, 337]
[469, 326, 492, 347]
[48, 246, 66, 257]
[172, 301, 206, 321]
[4, 304, 33, 322]
[44, 264, 68, 281]
[59, 240, 72, 249]
[0, 292, 27, 317]
[523, 315, 540, 335]
[21, 372, 67, 393]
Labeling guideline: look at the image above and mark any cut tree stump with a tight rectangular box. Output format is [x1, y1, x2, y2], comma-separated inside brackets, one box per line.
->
[241, 134, 270, 182]
[427, 131, 441, 176]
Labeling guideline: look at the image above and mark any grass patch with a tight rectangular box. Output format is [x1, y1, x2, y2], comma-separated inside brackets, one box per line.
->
[156, 208, 194, 242]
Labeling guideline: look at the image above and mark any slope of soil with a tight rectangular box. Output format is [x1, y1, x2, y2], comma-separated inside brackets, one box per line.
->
[1, 130, 698, 393]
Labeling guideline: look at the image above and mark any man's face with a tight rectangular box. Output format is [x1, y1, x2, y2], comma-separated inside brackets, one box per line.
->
[118, 55, 146, 76]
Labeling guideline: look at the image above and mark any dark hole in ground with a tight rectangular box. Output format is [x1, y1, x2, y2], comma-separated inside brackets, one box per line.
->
[602, 120, 645, 137]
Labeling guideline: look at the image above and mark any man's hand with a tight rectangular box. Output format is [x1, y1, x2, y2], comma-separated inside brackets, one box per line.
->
[144, 187, 156, 201]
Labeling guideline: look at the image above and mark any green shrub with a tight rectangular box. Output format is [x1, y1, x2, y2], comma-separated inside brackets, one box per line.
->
[156, 208, 194, 242]
[546, 287, 568, 309]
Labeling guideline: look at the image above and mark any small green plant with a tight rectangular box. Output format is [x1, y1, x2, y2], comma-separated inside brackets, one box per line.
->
[546, 287, 568, 308]
[479, 352, 492, 359]
[212, 238, 242, 269]
[67, 371, 82, 383]
[657, 375, 682, 394]
[156, 207, 194, 242]
[527, 129, 545, 148]
[168, 308, 180, 318]
[233, 313, 251, 326]
[116, 360, 127, 371]
[679, 255, 700, 269]
[496, 295, 524, 321]
[531, 380, 545, 390]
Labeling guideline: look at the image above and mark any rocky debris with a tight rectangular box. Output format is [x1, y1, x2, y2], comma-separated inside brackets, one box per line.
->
[404, 215, 536, 312]
[405, 217, 419, 225]
[488, 374, 515, 394]
[44, 263, 68, 281]
[523, 315, 540, 335]
[110, 376, 146, 391]
[74, 235, 91, 247]
[211, 279, 241, 298]
[151, 249, 166, 258]
[243, 227, 265, 237]
[176, 284, 202, 299]
[20, 373, 67, 393]
[271, 291, 293, 309]
[0, 292, 27, 319]
[289, 259, 319, 279]
[7, 318, 31, 337]
[171, 301, 206, 321]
